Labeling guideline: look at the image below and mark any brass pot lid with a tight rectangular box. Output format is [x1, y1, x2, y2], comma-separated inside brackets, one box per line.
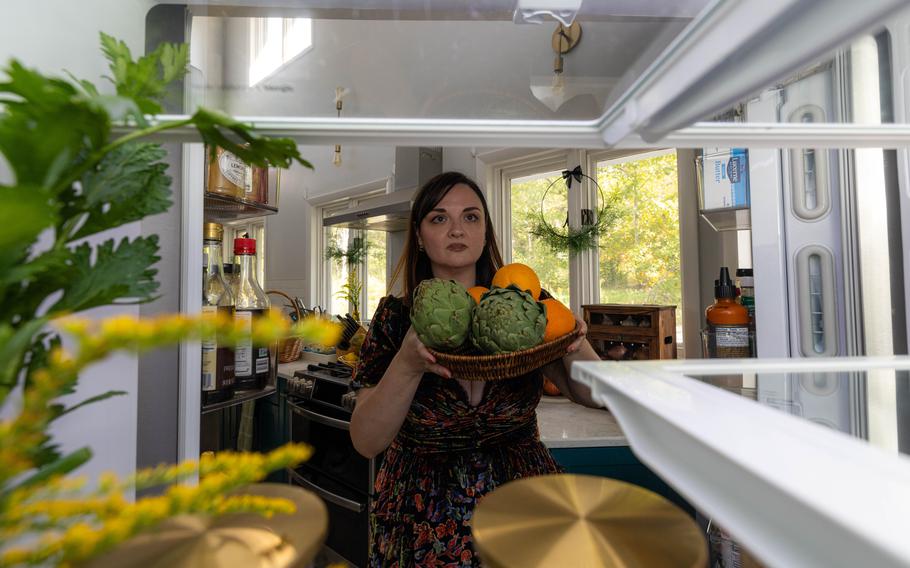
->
[85, 483, 328, 568]
[472, 474, 707, 568]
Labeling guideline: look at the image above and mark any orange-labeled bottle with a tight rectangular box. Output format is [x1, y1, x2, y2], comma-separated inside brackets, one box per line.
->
[706, 267, 751, 358]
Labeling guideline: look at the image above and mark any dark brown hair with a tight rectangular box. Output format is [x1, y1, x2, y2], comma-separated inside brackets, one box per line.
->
[390, 171, 504, 305]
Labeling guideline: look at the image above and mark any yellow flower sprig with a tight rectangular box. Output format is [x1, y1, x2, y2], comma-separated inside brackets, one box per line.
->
[0, 311, 339, 489]
[0, 310, 337, 567]
[0, 443, 312, 567]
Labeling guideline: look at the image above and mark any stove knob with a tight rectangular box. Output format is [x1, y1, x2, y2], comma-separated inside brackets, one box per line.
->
[341, 391, 357, 412]
[301, 378, 315, 398]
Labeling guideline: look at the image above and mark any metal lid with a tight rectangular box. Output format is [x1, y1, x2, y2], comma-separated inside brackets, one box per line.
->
[203, 222, 223, 241]
[472, 474, 707, 568]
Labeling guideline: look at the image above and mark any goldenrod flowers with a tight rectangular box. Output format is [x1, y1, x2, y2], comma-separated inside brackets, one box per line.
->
[0, 311, 340, 567]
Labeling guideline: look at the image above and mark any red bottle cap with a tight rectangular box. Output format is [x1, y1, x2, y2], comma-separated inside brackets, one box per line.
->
[234, 237, 256, 255]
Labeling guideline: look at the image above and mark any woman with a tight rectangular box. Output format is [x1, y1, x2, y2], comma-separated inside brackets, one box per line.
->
[350, 171, 602, 566]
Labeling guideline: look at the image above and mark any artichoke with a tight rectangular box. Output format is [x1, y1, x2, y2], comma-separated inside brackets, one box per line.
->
[410, 278, 475, 350]
[471, 286, 546, 354]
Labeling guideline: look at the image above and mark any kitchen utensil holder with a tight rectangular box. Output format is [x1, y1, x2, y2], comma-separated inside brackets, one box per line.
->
[266, 290, 303, 363]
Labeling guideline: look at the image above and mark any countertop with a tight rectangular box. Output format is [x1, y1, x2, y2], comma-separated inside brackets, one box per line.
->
[277, 361, 627, 449]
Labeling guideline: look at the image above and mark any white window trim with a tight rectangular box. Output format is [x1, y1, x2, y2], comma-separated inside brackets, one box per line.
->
[312, 185, 390, 316]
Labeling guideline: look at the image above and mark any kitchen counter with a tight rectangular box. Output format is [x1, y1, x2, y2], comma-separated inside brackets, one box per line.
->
[278, 361, 627, 449]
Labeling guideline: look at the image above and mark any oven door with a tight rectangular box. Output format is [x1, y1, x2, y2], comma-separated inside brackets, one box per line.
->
[287, 399, 374, 567]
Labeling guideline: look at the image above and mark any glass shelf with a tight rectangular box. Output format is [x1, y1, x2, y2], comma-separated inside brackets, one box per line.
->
[699, 207, 751, 232]
[201, 385, 276, 415]
[204, 192, 278, 222]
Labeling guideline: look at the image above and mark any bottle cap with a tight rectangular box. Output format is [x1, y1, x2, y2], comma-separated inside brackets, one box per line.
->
[714, 267, 736, 299]
[203, 222, 223, 241]
[234, 237, 256, 255]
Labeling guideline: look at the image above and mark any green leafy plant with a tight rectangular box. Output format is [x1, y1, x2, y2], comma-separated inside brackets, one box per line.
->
[0, 33, 325, 565]
[324, 235, 368, 265]
[336, 269, 363, 321]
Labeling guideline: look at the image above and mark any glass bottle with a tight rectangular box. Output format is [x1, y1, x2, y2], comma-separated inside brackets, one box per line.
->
[202, 222, 235, 405]
[232, 236, 271, 390]
[705, 267, 751, 358]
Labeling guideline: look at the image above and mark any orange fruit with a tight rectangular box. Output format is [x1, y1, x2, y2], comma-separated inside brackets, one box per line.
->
[467, 286, 489, 304]
[541, 298, 576, 342]
[492, 263, 541, 300]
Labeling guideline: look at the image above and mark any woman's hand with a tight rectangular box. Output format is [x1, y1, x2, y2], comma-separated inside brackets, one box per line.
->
[396, 327, 453, 379]
[566, 315, 588, 354]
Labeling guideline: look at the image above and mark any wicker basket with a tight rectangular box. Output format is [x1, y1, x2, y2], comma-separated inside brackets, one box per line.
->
[266, 290, 303, 363]
[427, 328, 579, 382]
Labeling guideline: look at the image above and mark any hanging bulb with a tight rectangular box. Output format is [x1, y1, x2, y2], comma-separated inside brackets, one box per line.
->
[333, 144, 342, 167]
[551, 71, 565, 97]
[552, 53, 565, 97]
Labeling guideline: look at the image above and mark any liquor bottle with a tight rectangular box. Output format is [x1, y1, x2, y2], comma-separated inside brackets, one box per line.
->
[232, 235, 271, 390]
[202, 222, 235, 405]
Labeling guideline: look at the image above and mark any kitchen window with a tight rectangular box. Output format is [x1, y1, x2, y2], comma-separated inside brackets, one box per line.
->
[248, 17, 313, 86]
[323, 226, 387, 322]
[508, 167, 571, 306]
[594, 151, 681, 308]
[497, 150, 681, 328]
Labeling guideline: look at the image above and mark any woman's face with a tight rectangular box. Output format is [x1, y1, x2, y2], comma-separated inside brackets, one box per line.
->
[417, 183, 487, 278]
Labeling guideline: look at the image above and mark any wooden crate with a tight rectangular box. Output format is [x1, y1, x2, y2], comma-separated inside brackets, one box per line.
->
[582, 304, 677, 360]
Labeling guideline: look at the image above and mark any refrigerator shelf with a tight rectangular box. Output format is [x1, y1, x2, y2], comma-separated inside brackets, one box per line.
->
[699, 207, 751, 232]
[201, 385, 276, 415]
[203, 192, 278, 222]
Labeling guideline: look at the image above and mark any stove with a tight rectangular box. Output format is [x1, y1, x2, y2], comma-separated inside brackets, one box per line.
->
[288, 362, 359, 414]
[284, 360, 375, 567]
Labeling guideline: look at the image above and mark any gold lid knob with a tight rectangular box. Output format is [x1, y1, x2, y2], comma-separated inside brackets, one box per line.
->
[203, 222, 223, 241]
[472, 474, 707, 568]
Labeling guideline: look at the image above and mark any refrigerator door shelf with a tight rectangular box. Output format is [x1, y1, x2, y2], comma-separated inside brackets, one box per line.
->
[572, 357, 910, 568]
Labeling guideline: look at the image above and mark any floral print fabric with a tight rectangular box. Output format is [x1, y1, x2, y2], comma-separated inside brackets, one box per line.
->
[353, 295, 561, 567]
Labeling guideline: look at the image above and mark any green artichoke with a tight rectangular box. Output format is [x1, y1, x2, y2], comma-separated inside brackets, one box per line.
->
[410, 278, 474, 350]
[471, 286, 546, 354]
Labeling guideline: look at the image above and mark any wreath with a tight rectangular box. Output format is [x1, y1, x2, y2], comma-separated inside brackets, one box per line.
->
[529, 165, 618, 255]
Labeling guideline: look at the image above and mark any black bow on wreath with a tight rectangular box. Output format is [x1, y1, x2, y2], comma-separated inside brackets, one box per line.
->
[562, 165, 584, 188]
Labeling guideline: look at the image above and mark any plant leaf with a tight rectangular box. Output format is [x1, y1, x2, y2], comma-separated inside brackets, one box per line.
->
[0, 318, 48, 404]
[73, 143, 172, 239]
[190, 108, 313, 170]
[0, 60, 109, 188]
[99, 32, 189, 117]
[0, 186, 57, 270]
[50, 236, 160, 315]
[2, 447, 92, 497]
[57, 390, 127, 417]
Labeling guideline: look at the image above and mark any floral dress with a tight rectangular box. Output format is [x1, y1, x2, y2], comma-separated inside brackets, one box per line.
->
[353, 295, 562, 567]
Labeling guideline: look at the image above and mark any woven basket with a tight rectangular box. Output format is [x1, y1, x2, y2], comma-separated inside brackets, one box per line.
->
[428, 328, 579, 382]
[266, 290, 303, 363]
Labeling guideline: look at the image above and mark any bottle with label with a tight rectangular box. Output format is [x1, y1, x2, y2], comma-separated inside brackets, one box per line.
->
[206, 146, 246, 199]
[705, 267, 751, 358]
[232, 236, 271, 390]
[202, 222, 235, 405]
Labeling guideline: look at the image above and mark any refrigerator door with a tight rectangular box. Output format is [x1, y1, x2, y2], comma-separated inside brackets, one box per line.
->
[572, 357, 910, 568]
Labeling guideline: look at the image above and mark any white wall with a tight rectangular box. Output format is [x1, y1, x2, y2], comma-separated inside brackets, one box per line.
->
[0, 0, 159, 488]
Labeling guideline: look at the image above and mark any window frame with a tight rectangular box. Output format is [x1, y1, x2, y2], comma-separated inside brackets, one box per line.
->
[313, 187, 390, 320]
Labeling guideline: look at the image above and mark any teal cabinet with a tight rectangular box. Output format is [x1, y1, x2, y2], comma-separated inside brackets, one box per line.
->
[550, 446, 694, 516]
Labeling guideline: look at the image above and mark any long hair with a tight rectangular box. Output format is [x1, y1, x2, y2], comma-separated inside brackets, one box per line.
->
[390, 171, 504, 305]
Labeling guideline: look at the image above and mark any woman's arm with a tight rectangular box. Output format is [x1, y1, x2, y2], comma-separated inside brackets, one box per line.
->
[541, 316, 604, 409]
[350, 328, 451, 458]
